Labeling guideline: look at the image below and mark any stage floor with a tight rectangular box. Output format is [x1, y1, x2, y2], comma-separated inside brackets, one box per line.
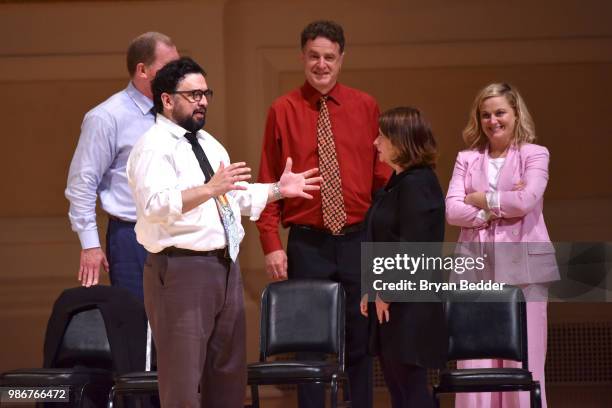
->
[246, 384, 612, 408]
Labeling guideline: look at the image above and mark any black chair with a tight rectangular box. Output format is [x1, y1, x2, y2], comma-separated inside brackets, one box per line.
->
[0, 285, 146, 408]
[107, 371, 159, 408]
[106, 325, 158, 408]
[247, 280, 351, 408]
[432, 286, 542, 408]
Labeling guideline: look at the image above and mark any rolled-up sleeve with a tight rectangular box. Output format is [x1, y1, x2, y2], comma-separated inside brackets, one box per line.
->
[230, 182, 270, 221]
[127, 149, 183, 224]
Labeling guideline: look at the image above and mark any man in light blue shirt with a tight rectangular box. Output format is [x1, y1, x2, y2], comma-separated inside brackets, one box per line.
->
[65, 32, 179, 299]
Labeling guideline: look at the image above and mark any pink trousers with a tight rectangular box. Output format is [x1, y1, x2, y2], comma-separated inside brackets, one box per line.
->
[455, 285, 549, 408]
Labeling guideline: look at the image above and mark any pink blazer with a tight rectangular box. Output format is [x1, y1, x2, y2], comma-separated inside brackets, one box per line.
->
[446, 143, 559, 285]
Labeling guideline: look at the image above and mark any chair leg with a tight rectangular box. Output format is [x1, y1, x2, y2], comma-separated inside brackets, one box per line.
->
[331, 377, 339, 408]
[432, 387, 440, 408]
[73, 385, 84, 408]
[111, 388, 127, 408]
[533, 381, 542, 408]
[107, 386, 116, 408]
[342, 376, 352, 407]
[250, 385, 260, 408]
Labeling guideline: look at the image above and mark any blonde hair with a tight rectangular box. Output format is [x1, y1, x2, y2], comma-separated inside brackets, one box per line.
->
[462, 83, 536, 150]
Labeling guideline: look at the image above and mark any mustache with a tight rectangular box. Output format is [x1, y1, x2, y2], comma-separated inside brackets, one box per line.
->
[193, 108, 207, 115]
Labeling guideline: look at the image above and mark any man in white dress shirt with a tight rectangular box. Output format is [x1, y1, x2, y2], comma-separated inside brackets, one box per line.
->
[127, 57, 320, 407]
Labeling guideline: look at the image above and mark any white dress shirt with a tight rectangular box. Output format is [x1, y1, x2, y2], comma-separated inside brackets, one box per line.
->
[127, 114, 269, 254]
[476, 157, 505, 222]
[65, 82, 155, 248]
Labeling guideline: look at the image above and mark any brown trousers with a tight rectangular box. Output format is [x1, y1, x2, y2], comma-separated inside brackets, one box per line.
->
[143, 253, 246, 408]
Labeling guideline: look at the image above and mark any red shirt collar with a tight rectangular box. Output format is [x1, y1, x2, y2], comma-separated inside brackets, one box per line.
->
[300, 81, 342, 107]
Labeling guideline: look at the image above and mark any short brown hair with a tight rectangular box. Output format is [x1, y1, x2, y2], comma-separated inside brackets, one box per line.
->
[379, 106, 437, 169]
[463, 82, 536, 150]
[126, 32, 174, 77]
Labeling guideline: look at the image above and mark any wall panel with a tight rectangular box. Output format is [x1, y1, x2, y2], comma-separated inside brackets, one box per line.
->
[0, 0, 228, 372]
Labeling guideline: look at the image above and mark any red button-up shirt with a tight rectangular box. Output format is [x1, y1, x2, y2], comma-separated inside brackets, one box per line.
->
[256, 81, 392, 254]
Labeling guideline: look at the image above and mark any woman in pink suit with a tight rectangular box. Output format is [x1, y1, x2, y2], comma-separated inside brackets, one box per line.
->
[446, 83, 559, 408]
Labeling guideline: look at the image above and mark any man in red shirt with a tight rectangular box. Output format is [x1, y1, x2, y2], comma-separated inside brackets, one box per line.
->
[256, 20, 391, 408]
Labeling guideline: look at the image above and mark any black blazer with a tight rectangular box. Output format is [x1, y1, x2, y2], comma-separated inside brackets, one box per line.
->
[43, 285, 146, 374]
[366, 165, 448, 368]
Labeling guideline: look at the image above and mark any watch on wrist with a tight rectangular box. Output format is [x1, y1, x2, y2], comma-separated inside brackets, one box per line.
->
[272, 182, 283, 201]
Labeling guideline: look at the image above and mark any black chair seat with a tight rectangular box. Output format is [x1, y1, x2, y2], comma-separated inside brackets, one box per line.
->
[249, 360, 341, 382]
[113, 371, 158, 390]
[1, 367, 113, 386]
[439, 368, 534, 387]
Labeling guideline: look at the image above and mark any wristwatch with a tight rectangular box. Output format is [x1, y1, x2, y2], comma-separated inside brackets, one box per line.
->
[272, 182, 283, 200]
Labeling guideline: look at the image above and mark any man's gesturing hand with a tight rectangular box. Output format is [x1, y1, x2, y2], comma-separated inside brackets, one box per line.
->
[278, 157, 322, 199]
[207, 162, 252, 196]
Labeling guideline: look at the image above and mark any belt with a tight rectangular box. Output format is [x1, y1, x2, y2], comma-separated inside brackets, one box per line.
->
[158, 246, 229, 259]
[293, 222, 364, 236]
[107, 214, 136, 224]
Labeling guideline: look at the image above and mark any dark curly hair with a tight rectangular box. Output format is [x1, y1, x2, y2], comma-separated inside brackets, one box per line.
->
[152, 57, 207, 114]
[300, 20, 345, 53]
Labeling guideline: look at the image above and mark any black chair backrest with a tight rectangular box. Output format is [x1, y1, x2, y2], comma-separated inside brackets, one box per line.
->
[260, 280, 345, 360]
[445, 286, 527, 367]
[54, 307, 113, 370]
[43, 285, 147, 374]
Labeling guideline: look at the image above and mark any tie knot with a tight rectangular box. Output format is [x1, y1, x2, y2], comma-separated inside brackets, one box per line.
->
[318, 96, 329, 110]
[184, 132, 198, 145]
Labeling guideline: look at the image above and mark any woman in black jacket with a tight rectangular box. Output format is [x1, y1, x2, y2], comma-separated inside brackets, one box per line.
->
[360, 106, 447, 407]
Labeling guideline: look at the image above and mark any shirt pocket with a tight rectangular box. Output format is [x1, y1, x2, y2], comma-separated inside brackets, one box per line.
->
[527, 242, 555, 255]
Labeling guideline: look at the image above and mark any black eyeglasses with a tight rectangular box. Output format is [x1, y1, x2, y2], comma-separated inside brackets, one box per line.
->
[171, 89, 213, 103]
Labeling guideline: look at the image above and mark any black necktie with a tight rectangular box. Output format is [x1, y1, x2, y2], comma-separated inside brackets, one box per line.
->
[182, 132, 240, 261]
[184, 132, 215, 182]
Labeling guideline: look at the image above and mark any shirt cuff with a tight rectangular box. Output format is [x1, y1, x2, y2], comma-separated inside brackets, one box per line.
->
[78, 229, 101, 249]
[260, 232, 283, 254]
[246, 183, 270, 221]
[486, 191, 500, 210]
[475, 209, 491, 222]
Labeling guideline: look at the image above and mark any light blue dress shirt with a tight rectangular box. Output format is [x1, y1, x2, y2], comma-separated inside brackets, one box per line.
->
[65, 82, 154, 249]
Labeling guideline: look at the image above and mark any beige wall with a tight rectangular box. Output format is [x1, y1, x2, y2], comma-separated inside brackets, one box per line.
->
[0, 0, 228, 371]
[0, 0, 611, 372]
[224, 0, 612, 334]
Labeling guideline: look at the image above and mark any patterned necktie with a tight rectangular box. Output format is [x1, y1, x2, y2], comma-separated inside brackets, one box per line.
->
[317, 96, 347, 234]
[184, 132, 240, 262]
